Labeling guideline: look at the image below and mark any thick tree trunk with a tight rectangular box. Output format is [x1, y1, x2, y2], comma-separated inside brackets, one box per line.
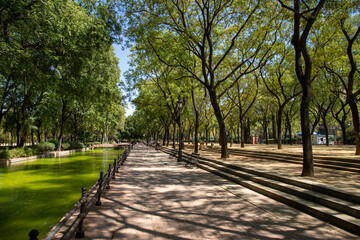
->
[288, 116, 293, 145]
[277, 106, 284, 149]
[172, 122, 176, 149]
[31, 131, 34, 146]
[209, 90, 228, 158]
[300, 85, 314, 176]
[37, 127, 41, 143]
[322, 116, 329, 146]
[348, 97, 360, 154]
[340, 123, 347, 144]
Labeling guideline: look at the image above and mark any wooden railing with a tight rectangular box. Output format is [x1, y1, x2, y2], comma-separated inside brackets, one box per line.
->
[28, 145, 133, 240]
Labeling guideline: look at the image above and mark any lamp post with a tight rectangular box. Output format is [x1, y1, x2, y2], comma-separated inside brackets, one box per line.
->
[230, 110, 233, 147]
[155, 121, 158, 150]
[177, 99, 183, 162]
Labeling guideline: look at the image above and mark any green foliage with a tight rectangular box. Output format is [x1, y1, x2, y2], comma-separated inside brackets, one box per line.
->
[70, 142, 85, 150]
[0, 147, 40, 159]
[61, 142, 71, 151]
[0, 0, 124, 149]
[36, 142, 56, 153]
[0, 149, 10, 159]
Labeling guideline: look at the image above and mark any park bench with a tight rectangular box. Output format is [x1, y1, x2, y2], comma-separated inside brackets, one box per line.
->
[185, 152, 200, 168]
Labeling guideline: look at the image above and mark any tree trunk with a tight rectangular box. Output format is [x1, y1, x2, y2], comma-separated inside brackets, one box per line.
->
[56, 100, 69, 151]
[288, 115, 293, 145]
[172, 122, 176, 149]
[340, 123, 347, 144]
[166, 127, 170, 146]
[300, 84, 314, 176]
[162, 128, 166, 146]
[194, 110, 199, 153]
[277, 106, 284, 149]
[74, 113, 78, 142]
[31, 130, 34, 146]
[37, 127, 41, 143]
[322, 116, 329, 146]
[264, 126, 268, 145]
[209, 90, 228, 158]
[205, 125, 209, 145]
[348, 97, 360, 154]
[240, 120, 245, 148]
[57, 121, 65, 151]
[272, 114, 276, 139]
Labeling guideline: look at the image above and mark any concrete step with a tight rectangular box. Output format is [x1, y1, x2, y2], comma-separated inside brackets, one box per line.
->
[208, 148, 360, 172]
[229, 148, 360, 164]
[199, 159, 360, 219]
[230, 150, 360, 169]
[197, 162, 360, 236]
[228, 148, 360, 165]
[159, 147, 360, 236]
[196, 155, 360, 204]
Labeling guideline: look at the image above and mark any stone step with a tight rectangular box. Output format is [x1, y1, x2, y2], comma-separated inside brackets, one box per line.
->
[199, 159, 360, 219]
[229, 148, 360, 165]
[195, 155, 360, 204]
[197, 162, 360, 236]
[208, 148, 360, 172]
[159, 148, 360, 236]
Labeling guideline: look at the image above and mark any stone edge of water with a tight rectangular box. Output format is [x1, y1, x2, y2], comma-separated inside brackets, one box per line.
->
[0, 148, 89, 165]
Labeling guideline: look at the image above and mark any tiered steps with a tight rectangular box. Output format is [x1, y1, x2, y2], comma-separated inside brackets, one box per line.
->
[159, 147, 360, 236]
[207, 148, 360, 172]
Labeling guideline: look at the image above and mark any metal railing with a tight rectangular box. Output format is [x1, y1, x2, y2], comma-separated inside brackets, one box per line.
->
[28, 145, 133, 240]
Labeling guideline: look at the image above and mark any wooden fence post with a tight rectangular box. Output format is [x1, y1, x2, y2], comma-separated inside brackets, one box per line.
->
[106, 164, 111, 189]
[95, 171, 103, 206]
[112, 159, 116, 179]
[28, 229, 39, 240]
[75, 187, 86, 238]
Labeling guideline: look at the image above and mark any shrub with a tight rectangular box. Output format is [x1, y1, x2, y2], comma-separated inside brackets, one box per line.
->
[0, 149, 10, 159]
[70, 142, 85, 149]
[61, 142, 71, 150]
[49, 139, 58, 145]
[0, 146, 39, 159]
[37, 142, 56, 153]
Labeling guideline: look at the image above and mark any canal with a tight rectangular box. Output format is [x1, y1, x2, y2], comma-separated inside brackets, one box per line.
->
[0, 148, 123, 240]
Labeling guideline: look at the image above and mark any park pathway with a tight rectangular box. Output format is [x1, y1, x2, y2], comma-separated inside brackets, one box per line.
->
[74, 144, 358, 240]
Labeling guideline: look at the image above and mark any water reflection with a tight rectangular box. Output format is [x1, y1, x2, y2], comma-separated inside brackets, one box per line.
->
[0, 148, 123, 240]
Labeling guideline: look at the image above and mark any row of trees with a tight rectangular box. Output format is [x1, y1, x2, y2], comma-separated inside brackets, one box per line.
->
[122, 0, 360, 177]
[0, 0, 125, 150]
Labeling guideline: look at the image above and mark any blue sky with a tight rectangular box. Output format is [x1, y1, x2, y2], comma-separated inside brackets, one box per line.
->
[113, 44, 135, 117]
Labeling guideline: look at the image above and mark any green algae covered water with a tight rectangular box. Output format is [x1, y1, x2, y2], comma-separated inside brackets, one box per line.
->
[0, 149, 123, 240]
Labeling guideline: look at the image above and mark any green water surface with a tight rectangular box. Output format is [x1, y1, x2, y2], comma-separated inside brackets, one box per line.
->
[0, 149, 123, 240]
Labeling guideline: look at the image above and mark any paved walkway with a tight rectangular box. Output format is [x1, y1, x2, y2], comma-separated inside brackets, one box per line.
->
[75, 144, 359, 239]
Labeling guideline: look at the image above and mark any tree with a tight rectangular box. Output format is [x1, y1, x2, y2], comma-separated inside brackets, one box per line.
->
[278, 0, 326, 176]
[321, 0, 360, 154]
[125, 0, 279, 158]
[260, 45, 302, 149]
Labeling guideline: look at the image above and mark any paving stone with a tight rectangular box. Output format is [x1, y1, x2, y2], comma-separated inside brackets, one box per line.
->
[73, 144, 359, 240]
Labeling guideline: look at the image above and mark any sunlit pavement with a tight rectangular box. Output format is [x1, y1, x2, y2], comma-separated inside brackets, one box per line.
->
[75, 144, 359, 239]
